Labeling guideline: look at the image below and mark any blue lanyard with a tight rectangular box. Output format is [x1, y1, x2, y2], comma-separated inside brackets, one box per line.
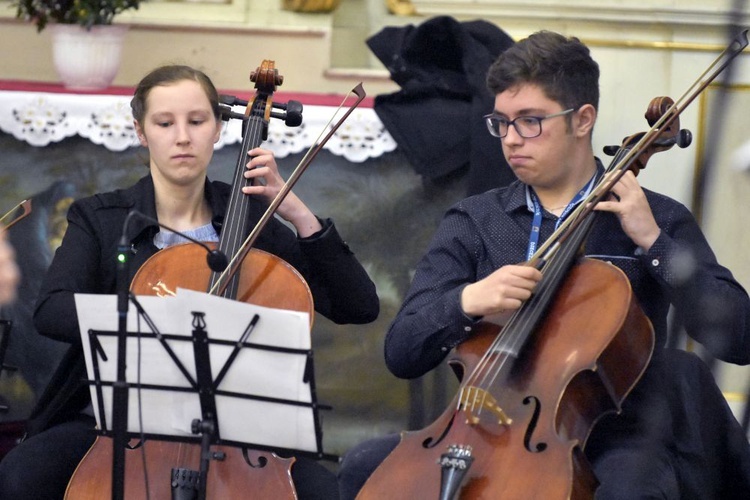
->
[525, 174, 598, 261]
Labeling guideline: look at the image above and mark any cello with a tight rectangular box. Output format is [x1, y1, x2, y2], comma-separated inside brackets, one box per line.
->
[64, 60, 366, 499]
[357, 30, 748, 500]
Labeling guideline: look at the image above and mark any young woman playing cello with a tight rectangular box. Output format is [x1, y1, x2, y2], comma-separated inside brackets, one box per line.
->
[0, 64, 378, 499]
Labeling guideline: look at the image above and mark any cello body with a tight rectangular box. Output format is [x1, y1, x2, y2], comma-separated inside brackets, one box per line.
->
[129, 243, 314, 311]
[357, 258, 654, 499]
[66, 439, 296, 499]
[65, 244, 313, 499]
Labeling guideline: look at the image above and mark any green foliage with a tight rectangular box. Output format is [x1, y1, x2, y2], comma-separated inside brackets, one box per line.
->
[14, 0, 140, 32]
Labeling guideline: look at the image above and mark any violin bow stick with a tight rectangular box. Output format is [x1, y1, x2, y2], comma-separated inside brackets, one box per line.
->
[0, 199, 32, 232]
[210, 83, 367, 296]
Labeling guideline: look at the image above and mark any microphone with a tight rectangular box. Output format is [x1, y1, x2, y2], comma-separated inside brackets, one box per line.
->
[122, 210, 229, 272]
[116, 233, 130, 313]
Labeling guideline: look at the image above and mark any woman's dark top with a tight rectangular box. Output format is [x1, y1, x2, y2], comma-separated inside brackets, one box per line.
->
[29, 174, 379, 435]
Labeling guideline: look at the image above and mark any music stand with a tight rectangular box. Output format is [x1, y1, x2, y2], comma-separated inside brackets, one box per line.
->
[75, 289, 333, 499]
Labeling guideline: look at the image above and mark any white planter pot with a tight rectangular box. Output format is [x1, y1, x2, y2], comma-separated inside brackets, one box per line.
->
[49, 24, 128, 90]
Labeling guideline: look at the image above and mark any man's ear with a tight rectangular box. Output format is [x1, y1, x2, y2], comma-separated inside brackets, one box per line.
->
[134, 121, 148, 147]
[575, 104, 597, 138]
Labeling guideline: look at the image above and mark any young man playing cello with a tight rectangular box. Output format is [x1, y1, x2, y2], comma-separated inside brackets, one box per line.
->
[340, 30, 750, 499]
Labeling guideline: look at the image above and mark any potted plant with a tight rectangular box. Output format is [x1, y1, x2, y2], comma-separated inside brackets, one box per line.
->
[13, 0, 140, 89]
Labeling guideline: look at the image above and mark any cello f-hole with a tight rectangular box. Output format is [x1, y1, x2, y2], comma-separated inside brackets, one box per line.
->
[423, 412, 456, 450]
[522, 396, 546, 453]
[243, 448, 269, 468]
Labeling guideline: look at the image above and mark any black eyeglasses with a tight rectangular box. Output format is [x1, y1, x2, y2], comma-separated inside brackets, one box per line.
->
[484, 108, 575, 139]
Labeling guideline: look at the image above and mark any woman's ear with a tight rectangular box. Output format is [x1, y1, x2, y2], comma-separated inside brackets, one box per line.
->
[213, 119, 222, 144]
[575, 104, 597, 138]
[134, 121, 148, 147]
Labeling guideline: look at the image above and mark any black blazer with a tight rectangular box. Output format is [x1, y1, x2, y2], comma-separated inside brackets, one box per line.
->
[28, 174, 379, 435]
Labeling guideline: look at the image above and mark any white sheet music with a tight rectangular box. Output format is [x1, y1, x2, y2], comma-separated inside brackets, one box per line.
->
[75, 288, 318, 452]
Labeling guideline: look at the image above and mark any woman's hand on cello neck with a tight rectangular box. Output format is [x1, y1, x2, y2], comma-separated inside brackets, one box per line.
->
[243, 147, 323, 238]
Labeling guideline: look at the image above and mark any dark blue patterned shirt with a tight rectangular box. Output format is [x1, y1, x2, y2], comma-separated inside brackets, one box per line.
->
[386, 171, 750, 379]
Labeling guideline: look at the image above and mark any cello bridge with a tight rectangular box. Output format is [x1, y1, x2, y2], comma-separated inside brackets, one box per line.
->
[459, 386, 512, 426]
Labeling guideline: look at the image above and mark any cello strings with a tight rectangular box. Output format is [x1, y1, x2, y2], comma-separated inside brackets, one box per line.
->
[209, 112, 266, 296]
[460, 145, 631, 417]
[209, 88, 362, 297]
[463, 233, 582, 419]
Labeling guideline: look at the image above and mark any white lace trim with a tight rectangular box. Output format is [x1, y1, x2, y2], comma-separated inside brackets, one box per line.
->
[0, 90, 397, 163]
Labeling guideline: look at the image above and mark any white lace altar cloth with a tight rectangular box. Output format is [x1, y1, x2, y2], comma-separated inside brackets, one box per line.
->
[0, 90, 397, 163]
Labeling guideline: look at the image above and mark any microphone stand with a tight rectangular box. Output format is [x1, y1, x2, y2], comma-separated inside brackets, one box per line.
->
[109, 211, 230, 499]
[112, 234, 131, 500]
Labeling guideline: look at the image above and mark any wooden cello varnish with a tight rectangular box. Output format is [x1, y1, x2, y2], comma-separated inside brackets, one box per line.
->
[65, 245, 314, 499]
[357, 258, 653, 500]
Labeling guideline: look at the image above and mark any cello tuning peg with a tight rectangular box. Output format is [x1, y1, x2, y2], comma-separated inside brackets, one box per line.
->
[219, 94, 248, 107]
[270, 100, 303, 127]
[677, 129, 692, 149]
[272, 100, 303, 114]
[285, 100, 303, 127]
[603, 145, 621, 156]
[218, 105, 247, 122]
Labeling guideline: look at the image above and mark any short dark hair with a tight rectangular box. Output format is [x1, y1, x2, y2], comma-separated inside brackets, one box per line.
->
[130, 65, 221, 124]
[486, 31, 600, 112]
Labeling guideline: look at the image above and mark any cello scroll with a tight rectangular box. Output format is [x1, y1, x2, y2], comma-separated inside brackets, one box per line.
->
[602, 95, 692, 174]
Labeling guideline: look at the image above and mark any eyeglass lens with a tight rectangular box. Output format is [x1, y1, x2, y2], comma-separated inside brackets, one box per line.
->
[485, 108, 575, 139]
[492, 116, 541, 138]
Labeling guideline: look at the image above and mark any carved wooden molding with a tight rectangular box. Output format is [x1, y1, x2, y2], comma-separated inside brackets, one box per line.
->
[282, 0, 341, 13]
[401, 0, 748, 29]
[387, 0, 417, 16]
